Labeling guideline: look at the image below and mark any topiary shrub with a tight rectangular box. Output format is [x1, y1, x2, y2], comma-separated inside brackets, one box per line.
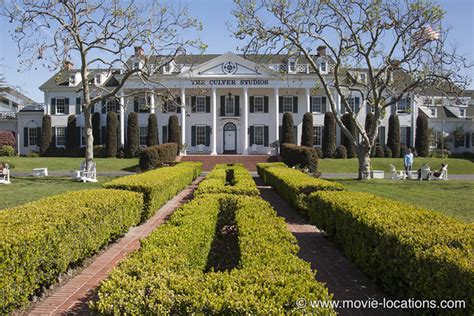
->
[168, 115, 181, 154]
[384, 147, 392, 158]
[301, 112, 313, 147]
[92, 112, 101, 146]
[399, 144, 407, 158]
[415, 114, 429, 157]
[335, 145, 347, 159]
[39, 115, 52, 155]
[139, 143, 178, 171]
[65, 115, 77, 151]
[341, 113, 356, 158]
[322, 112, 336, 158]
[387, 114, 400, 158]
[281, 143, 318, 172]
[147, 113, 158, 147]
[314, 146, 323, 159]
[0, 131, 15, 147]
[125, 112, 139, 158]
[374, 144, 385, 158]
[281, 112, 294, 149]
[106, 112, 118, 158]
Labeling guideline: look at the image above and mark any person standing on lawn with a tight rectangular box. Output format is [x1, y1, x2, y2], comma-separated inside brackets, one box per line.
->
[404, 148, 414, 174]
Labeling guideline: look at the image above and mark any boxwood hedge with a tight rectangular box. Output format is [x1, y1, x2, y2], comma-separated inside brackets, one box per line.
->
[0, 189, 144, 313]
[93, 194, 334, 314]
[256, 162, 286, 181]
[309, 191, 474, 313]
[104, 162, 202, 221]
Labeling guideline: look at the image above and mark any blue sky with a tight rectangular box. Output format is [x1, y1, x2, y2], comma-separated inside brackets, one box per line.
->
[0, 0, 473, 102]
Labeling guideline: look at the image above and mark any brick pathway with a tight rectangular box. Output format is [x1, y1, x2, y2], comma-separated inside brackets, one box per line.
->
[254, 177, 403, 315]
[180, 154, 272, 171]
[28, 177, 203, 316]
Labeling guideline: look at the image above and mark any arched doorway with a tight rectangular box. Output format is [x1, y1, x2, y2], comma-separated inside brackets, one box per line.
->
[223, 122, 237, 153]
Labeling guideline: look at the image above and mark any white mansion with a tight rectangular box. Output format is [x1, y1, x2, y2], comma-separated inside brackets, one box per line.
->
[8, 47, 474, 155]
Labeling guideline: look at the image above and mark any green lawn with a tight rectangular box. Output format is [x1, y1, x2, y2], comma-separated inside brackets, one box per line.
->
[0, 157, 139, 172]
[319, 157, 474, 174]
[337, 179, 474, 223]
[0, 176, 114, 210]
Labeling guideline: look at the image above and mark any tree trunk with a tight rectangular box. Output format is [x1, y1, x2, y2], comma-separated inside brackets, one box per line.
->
[357, 145, 371, 180]
[83, 106, 94, 170]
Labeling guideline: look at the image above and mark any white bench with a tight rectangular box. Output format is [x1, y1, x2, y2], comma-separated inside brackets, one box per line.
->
[370, 170, 384, 179]
[33, 167, 48, 177]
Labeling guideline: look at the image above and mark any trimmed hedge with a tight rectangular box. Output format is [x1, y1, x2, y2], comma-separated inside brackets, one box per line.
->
[104, 162, 202, 220]
[194, 163, 260, 196]
[125, 112, 139, 158]
[301, 112, 314, 147]
[39, 114, 52, 155]
[0, 189, 144, 313]
[139, 143, 178, 171]
[106, 112, 118, 158]
[309, 191, 473, 313]
[257, 164, 345, 214]
[256, 162, 287, 181]
[94, 194, 334, 314]
[322, 112, 336, 158]
[281, 143, 318, 172]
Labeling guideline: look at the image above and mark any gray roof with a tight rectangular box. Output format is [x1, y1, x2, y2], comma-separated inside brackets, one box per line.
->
[39, 69, 120, 90]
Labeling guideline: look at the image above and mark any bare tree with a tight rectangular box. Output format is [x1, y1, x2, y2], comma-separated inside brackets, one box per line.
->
[232, 0, 471, 179]
[3, 0, 203, 168]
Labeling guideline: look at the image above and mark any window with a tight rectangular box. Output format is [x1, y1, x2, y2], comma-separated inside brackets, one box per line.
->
[283, 96, 293, 112]
[397, 98, 411, 113]
[95, 74, 102, 85]
[28, 128, 38, 146]
[311, 96, 322, 113]
[430, 108, 437, 117]
[254, 125, 264, 146]
[346, 96, 359, 113]
[225, 96, 235, 115]
[196, 125, 206, 145]
[400, 127, 408, 145]
[359, 73, 366, 83]
[137, 97, 148, 112]
[106, 99, 118, 112]
[313, 126, 322, 146]
[165, 98, 176, 112]
[55, 127, 66, 147]
[288, 60, 296, 73]
[459, 108, 466, 117]
[69, 75, 76, 85]
[196, 96, 206, 113]
[430, 130, 439, 148]
[164, 63, 171, 73]
[377, 126, 386, 145]
[80, 127, 85, 147]
[133, 62, 140, 70]
[319, 61, 327, 73]
[471, 133, 474, 148]
[56, 98, 66, 114]
[254, 96, 264, 113]
[139, 126, 148, 146]
[423, 97, 432, 106]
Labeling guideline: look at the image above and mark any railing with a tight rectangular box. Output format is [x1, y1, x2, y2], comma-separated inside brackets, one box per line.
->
[268, 63, 310, 73]
[19, 103, 45, 112]
[0, 111, 17, 119]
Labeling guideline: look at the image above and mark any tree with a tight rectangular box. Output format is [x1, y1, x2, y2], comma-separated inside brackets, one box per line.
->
[168, 115, 181, 153]
[415, 114, 429, 157]
[5, 1, 202, 170]
[92, 112, 101, 146]
[39, 115, 52, 155]
[147, 113, 158, 147]
[282, 112, 294, 145]
[232, 0, 470, 179]
[106, 112, 118, 157]
[387, 114, 401, 158]
[125, 112, 139, 158]
[341, 114, 357, 158]
[66, 115, 77, 151]
[449, 126, 465, 149]
[322, 112, 336, 158]
[301, 112, 314, 147]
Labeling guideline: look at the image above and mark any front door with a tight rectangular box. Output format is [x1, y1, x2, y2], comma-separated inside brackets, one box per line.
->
[224, 123, 236, 153]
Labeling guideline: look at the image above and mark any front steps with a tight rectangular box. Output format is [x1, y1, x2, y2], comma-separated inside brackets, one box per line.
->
[180, 155, 272, 171]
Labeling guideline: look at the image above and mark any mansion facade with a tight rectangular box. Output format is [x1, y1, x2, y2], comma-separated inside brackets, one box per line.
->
[8, 49, 474, 156]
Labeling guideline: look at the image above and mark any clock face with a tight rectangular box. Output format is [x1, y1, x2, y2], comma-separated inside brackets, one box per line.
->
[222, 61, 237, 74]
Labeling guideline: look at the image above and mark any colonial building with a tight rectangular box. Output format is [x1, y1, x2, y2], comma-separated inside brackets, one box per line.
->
[11, 48, 474, 155]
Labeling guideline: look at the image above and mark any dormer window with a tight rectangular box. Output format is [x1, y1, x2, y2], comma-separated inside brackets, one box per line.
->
[133, 62, 140, 70]
[69, 75, 76, 85]
[423, 97, 432, 106]
[95, 74, 102, 85]
[288, 59, 296, 73]
[319, 61, 327, 73]
[459, 108, 466, 117]
[164, 63, 171, 74]
[359, 73, 366, 83]
[397, 97, 411, 113]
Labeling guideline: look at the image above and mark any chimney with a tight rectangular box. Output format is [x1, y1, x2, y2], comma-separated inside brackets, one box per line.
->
[317, 45, 327, 57]
[134, 46, 145, 57]
[63, 60, 74, 71]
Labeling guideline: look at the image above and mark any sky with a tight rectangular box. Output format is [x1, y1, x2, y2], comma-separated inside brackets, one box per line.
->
[0, 0, 473, 103]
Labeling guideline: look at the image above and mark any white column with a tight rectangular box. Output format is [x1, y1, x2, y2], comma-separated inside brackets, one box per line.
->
[306, 88, 311, 113]
[181, 88, 186, 154]
[274, 88, 279, 142]
[211, 88, 217, 155]
[150, 92, 155, 114]
[243, 88, 249, 154]
[119, 93, 125, 147]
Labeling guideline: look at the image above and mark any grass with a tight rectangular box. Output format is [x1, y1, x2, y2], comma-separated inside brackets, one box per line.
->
[337, 179, 474, 223]
[0, 157, 139, 173]
[318, 157, 474, 174]
[0, 176, 114, 210]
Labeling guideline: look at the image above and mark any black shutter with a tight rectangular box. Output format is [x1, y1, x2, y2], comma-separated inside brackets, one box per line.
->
[37, 127, 41, 146]
[249, 126, 254, 146]
[206, 96, 211, 113]
[134, 98, 139, 112]
[293, 96, 298, 113]
[466, 133, 470, 148]
[191, 96, 196, 112]
[76, 98, 81, 114]
[310, 96, 314, 112]
[176, 97, 181, 113]
[355, 97, 360, 114]
[250, 96, 255, 113]
[264, 126, 269, 146]
[278, 96, 283, 113]
[220, 96, 225, 116]
[191, 126, 196, 146]
[162, 126, 168, 143]
[205, 126, 211, 146]
[379, 126, 386, 145]
[76, 126, 81, 147]
[51, 127, 56, 148]
[23, 127, 28, 147]
[406, 127, 411, 147]
[64, 98, 70, 114]
[51, 98, 56, 115]
[264, 96, 269, 113]
[322, 97, 327, 113]
[279, 126, 282, 140]
[101, 126, 106, 144]
[102, 100, 106, 114]
[235, 96, 240, 116]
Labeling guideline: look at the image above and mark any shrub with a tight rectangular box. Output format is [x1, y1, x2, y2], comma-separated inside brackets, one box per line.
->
[256, 162, 286, 181]
[341, 113, 356, 158]
[334, 145, 347, 159]
[147, 113, 158, 147]
[0, 189, 143, 313]
[314, 146, 323, 159]
[92, 112, 101, 146]
[399, 144, 407, 158]
[65, 115, 77, 151]
[282, 112, 294, 147]
[93, 145, 107, 158]
[139, 143, 177, 171]
[374, 144, 385, 158]
[0, 131, 15, 147]
[384, 146, 392, 158]
[301, 112, 313, 147]
[259, 166, 345, 214]
[125, 112, 139, 158]
[106, 112, 118, 158]
[0, 145, 15, 156]
[309, 191, 473, 313]
[104, 162, 202, 220]
[281, 143, 318, 172]
[26, 150, 39, 157]
[168, 115, 181, 154]
[322, 112, 336, 158]
[387, 114, 400, 158]
[39, 115, 52, 155]
[415, 114, 429, 157]
[93, 194, 334, 314]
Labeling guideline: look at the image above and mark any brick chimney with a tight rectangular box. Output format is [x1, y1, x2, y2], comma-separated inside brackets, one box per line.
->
[63, 60, 74, 71]
[317, 45, 327, 56]
[134, 46, 145, 57]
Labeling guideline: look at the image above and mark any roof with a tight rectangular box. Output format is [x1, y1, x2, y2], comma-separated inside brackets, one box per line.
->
[0, 86, 37, 104]
[39, 69, 120, 90]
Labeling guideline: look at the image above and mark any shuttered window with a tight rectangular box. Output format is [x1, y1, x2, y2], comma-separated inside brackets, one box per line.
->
[28, 128, 38, 146]
[282, 96, 293, 112]
[139, 126, 148, 146]
[254, 125, 265, 146]
[313, 126, 322, 146]
[196, 125, 206, 145]
[55, 127, 66, 147]
[196, 96, 206, 113]
[56, 98, 66, 114]
[254, 96, 264, 113]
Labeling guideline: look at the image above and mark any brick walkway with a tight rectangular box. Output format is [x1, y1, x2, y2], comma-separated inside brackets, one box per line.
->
[180, 154, 272, 171]
[254, 177, 403, 315]
[28, 177, 203, 316]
